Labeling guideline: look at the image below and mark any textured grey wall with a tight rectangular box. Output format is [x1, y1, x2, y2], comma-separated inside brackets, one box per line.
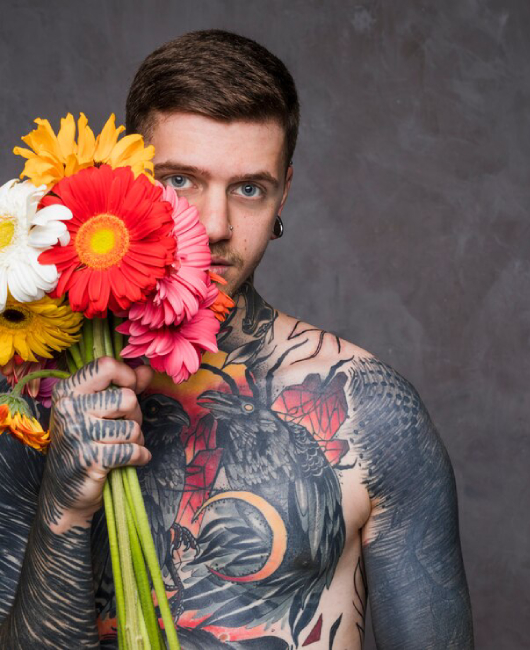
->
[1, 1, 528, 648]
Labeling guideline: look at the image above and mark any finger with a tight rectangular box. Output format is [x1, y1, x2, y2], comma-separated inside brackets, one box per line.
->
[79, 388, 142, 425]
[90, 418, 144, 446]
[100, 442, 152, 469]
[134, 364, 154, 394]
[54, 357, 139, 397]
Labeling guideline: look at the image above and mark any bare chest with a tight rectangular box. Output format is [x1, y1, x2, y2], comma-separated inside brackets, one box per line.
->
[95, 337, 370, 647]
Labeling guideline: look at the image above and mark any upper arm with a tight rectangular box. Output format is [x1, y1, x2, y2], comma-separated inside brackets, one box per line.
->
[0, 378, 45, 620]
[349, 358, 473, 649]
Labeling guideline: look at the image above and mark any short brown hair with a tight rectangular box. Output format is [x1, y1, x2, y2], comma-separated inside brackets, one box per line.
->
[126, 29, 300, 166]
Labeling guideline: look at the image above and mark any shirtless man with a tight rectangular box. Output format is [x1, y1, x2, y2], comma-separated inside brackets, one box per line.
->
[0, 30, 473, 649]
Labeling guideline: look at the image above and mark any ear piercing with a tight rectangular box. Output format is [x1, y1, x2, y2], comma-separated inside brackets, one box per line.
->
[273, 215, 284, 238]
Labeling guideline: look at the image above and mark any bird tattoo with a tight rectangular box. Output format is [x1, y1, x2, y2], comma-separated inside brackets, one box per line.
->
[182, 390, 346, 645]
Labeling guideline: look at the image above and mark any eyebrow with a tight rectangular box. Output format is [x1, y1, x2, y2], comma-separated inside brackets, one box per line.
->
[154, 161, 280, 189]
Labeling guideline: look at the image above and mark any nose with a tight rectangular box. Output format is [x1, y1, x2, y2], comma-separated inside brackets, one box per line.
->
[198, 186, 232, 244]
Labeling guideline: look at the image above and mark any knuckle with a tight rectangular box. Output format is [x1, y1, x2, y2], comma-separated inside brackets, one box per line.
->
[96, 355, 118, 376]
[120, 387, 138, 410]
[130, 444, 149, 465]
[128, 421, 143, 443]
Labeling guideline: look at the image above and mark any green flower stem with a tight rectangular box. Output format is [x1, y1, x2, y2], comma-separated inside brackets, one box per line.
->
[122, 475, 138, 528]
[66, 351, 77, 374]
[124, 466, 181, 650]
[11, 370, 71, 397]
[91, 315, 178, 648]
[104, 480, 127, 650]
[123, 476, 165, 647]
[93, 317, 107, 359]
[110, 469, 143, 648]
[138, 598, 152, 650]
[124, 486, 161, 650]
[112, 314, 124, 362]
[91, 317, 129, 645]
[77, 330, 86, 364]
[83, 319, 94, 363]
[103, 318, 115, 358]
[69, 343, 84, 369]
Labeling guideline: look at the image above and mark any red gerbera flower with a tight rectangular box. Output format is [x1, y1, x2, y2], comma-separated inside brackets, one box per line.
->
[38, 165, 175, 318]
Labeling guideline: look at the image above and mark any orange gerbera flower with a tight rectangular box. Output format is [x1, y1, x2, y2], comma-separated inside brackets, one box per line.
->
[13, 113, 155, 188]
[38, 165, 176, 318]
[0, 401, 50, 452]
[208, 271, 235, 322]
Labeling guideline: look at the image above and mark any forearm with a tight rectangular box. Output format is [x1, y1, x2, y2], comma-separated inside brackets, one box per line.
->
[0, 505, 99, 649]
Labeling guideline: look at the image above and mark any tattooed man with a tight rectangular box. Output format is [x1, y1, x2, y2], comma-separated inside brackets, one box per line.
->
[0, 30, 473, 649]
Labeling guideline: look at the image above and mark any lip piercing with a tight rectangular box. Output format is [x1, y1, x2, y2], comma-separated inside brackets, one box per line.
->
[229, 225, 234, 231]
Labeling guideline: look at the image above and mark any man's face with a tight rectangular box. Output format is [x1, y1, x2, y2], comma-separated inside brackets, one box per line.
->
[148, 112, 293, 296]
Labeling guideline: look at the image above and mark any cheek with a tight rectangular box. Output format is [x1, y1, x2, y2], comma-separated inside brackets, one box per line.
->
[237, 216, 275, 258]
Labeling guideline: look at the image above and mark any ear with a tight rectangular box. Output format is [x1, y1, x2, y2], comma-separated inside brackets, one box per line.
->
[270, 165, 293, 240]
[279, 165, 294, 215]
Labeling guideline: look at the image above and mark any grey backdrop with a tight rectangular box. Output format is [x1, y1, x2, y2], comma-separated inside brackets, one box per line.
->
[1, 1, 528, 648]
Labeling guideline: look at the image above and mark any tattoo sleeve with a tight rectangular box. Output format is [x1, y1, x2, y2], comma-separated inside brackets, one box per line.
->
[0, 380, 106, 648]
[352, 358, 474, 649]
[0, 440, 100, 649]
[0, 508, 99, 649]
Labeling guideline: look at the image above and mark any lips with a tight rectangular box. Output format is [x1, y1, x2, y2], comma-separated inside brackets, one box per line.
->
[210, 257, 232, 276]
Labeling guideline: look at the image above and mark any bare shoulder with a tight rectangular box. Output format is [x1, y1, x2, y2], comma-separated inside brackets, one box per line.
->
[271, 310, 374, 379]
[273, 309, 435, 414]
[272, 311, 452, 497]
[271, 310, 423, 407]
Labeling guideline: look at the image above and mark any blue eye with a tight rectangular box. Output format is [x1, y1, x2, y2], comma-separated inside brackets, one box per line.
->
[236, 183, 262, 198]
[167, 175, 191, 189]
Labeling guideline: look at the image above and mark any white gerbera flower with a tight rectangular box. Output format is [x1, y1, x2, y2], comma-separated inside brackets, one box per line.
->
[0, 179, 72, 312]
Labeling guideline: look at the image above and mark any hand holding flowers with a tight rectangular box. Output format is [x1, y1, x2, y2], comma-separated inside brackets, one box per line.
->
[42, 357, 153, 525]
[0, 113, 234, 649]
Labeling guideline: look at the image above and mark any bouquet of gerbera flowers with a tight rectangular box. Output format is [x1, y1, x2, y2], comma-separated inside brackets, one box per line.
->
[0, 113, 234, 649]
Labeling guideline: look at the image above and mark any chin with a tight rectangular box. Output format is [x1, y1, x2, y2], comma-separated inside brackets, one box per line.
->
[226, 272, 254, 298]
[211, 273, 238, 298]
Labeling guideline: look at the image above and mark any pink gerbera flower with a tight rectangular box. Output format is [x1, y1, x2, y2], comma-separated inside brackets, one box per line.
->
[117, 184, 232, 384]
[118, 304, 220, 384]
[127, 185, 211, 328]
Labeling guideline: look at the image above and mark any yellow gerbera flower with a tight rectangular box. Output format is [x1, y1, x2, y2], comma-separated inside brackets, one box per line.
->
[13, 113, 155, 187]
[0, 400, 50, 452]
[0, 295, 83, 365]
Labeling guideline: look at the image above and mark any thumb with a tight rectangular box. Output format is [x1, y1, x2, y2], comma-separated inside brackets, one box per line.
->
[134, 364, 154, 394]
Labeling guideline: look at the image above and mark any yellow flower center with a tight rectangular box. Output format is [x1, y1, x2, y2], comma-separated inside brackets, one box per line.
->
[91, 227, 115, 255]
[75, 213, 130, 269]
[0, 307, 31, 329]
[0, 217, 15, 250]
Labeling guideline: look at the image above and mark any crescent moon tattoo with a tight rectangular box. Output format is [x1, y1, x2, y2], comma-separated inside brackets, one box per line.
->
[193, 490, 288, 583]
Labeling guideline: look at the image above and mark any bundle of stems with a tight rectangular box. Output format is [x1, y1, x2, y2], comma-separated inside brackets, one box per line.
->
[66, 315, 181, 650]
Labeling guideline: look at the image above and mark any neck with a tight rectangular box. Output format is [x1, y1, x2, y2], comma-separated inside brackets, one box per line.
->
[217, 279, 277, 353]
